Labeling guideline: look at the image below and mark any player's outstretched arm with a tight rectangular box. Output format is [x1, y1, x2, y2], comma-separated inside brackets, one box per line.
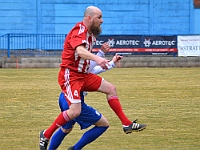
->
[91, 54, 123, 74]
[111, 53, 123, 63]
[88, 42, 110, 72]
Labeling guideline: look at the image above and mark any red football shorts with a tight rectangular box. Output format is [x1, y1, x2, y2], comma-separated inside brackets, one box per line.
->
[58, 67, 102, 104]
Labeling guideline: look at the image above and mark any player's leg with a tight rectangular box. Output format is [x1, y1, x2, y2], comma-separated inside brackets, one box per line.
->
[39, 68, 83, 150]
[48, 124, 74, 150]
[99, 79, 146, 133]
[48, 127, 71, 150]
[48, 92, 75, 150]
[68, 103, 109, 150]
[39, 103, 81, 147]
[70, 116, 109, 150]
[98, 80, 132, 123]
[40, 105, 79, 150]
[84, 73, 132, 126]
[84, 73, 146, 134]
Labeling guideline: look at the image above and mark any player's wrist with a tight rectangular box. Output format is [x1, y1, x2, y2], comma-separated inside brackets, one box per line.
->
[109, 61, 115, 67]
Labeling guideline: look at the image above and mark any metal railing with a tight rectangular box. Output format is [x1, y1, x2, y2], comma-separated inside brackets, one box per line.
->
[0, 33, 179, 57]
[0, 34, 66, 57]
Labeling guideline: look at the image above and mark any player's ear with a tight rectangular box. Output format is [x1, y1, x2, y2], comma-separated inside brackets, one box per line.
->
[88, 15, 92, 22]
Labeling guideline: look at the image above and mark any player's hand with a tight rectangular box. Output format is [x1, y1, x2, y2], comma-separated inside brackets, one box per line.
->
[95, 56, 110, 69]
[101, 42, 110, 53]
[112, 54, 123, 64]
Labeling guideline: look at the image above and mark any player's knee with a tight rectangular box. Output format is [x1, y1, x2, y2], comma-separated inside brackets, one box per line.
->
[72, 109, 81, 118]
[67, 111, 80, 119]
[67, 103, 81, 119]
[61, 127, 72, 134]
[95, 116, 110, 127]
[103, 117, 109, 126]
[104, 119, 109, 127]
[107, 84, 117, 96]
[105, 82, 117, 94]
[98, 121, 109, 127]
[104, 121, 109, 127]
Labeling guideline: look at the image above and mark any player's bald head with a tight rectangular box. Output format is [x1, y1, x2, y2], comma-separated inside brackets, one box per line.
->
[83, 6, 103, 36]
[84, 6, 101, 17]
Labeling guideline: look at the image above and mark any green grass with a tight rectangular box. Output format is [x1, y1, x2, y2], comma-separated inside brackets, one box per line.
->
[0, 68, 200, 150]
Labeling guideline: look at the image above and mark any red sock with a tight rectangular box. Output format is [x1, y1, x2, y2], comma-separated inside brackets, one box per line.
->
[108, 96, 132, 126]
[44, 111, 70, 139]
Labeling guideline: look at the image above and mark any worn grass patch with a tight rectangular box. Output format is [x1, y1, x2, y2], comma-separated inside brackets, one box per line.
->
[0, 68, 200, 150]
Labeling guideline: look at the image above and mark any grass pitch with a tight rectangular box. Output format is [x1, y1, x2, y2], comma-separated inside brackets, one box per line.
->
[0, 68, 200, 150]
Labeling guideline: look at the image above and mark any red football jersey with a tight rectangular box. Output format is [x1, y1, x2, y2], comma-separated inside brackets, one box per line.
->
[60, 22, 95, 73]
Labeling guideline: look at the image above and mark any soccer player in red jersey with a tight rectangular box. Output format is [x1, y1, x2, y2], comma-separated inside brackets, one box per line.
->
[49, 51, 122, 150]
[39, 6, 146, 150]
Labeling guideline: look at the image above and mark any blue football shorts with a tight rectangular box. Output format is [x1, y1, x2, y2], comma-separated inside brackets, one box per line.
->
[58, 92, 102, 130]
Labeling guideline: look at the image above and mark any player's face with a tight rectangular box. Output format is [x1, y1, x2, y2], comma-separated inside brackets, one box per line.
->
[90, 11, 103, 36]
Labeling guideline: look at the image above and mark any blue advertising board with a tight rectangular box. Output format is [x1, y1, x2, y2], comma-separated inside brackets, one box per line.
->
[93, 35, 177, 56]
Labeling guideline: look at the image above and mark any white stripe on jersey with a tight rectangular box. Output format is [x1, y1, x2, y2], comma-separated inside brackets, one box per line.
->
[64, 68, 81, 103]
[77, 32, 94, 73]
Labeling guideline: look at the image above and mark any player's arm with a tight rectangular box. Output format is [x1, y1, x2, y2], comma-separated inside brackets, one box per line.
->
[91, 61, 115, 74]
[88, 49, 105, 73]
[88, 42, 110, 72]
[76, 45, 109, 69]
[91, 54, 123, 74]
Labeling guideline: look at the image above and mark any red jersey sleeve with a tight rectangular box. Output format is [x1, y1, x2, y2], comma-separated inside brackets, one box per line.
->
[60, 22, 94, 73]
[69, 23, 87, 49]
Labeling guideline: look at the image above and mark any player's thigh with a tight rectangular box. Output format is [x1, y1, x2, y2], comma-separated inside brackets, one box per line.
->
[98, 79, 116, 95]
[67, 103, 82, 119]
[83, 73, 102, 91]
